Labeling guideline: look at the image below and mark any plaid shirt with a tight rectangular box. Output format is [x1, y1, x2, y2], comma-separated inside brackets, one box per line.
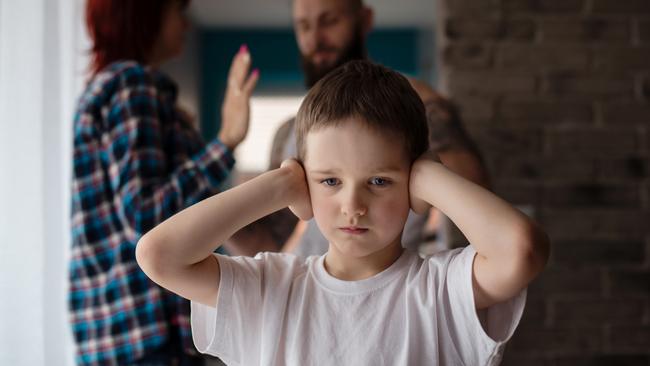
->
[69, 61, 234, 365]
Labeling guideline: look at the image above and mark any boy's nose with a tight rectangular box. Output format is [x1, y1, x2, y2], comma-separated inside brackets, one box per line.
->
[342, 204, 366, 218]
[341, 189, 367, 218]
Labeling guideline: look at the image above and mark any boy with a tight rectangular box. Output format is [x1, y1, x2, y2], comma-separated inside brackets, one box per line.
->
[136, 60, 549, 365]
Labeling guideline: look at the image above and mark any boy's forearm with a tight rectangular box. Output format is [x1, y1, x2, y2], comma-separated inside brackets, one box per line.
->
[138, 167, 295, 267]
[411, 161, 547, 263]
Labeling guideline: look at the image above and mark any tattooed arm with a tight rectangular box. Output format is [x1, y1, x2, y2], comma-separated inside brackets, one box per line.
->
[408, 78, 490, 189]
[222, 118, 299, 256]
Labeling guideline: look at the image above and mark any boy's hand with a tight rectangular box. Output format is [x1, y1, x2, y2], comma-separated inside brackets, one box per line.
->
[409, 150, 442, 214]
[219, 45, 260, 150]
[280, 159, 313, 220]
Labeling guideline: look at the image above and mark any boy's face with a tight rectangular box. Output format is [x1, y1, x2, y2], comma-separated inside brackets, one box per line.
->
[304, 119, 411, 259]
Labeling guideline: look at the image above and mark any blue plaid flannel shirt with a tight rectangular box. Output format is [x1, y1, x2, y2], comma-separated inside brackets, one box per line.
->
[69, 61, 234, 365]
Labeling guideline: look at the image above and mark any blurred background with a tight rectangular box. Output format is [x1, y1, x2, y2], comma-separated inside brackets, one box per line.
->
[169, 0, 436, 176]
[1, 0, 649, 365]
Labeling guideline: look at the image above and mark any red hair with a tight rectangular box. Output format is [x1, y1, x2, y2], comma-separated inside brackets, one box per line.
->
[85, 0, 190, 76]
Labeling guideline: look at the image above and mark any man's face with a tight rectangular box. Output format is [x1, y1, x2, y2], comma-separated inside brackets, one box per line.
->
[303, 119, 411, 260]
[293, 0, 366, 87]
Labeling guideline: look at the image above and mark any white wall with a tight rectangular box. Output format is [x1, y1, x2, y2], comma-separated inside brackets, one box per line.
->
[162, 28, 201, 123]
[235, 96, 304, 173]
[0, 0, 87, 364]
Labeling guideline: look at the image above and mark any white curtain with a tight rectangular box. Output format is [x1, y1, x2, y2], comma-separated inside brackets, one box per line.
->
[0, 0, 88, 364]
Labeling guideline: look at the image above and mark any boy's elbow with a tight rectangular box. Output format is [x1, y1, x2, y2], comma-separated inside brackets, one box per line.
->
[136, 233, 163, 281]
[512, 222, 550, 278]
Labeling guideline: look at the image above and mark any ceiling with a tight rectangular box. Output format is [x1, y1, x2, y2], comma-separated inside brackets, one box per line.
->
[189, 0, 436, 28]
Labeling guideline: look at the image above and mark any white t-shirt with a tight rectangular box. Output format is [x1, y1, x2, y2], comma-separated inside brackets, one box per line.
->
[191, 246, 526, 366]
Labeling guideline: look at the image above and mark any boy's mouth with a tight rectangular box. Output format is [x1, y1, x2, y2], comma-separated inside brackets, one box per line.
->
[339, 227, 368, 235]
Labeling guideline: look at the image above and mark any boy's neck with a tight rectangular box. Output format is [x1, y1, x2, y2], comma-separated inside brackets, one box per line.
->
[324, 240, 405, 281]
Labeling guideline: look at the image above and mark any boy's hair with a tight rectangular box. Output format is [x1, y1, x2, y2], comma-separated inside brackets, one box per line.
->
[295, 60, 429, 162]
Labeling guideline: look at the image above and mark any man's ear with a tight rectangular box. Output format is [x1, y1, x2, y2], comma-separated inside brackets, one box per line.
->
[361, 6, 374, 36]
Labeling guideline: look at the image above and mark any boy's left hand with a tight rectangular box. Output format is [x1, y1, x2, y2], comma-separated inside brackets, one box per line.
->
[280, 159, 313, 220]
[409, 150, 442, 214]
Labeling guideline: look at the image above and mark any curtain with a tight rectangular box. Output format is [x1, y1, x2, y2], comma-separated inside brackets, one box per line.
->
[0, 0, 88, 364]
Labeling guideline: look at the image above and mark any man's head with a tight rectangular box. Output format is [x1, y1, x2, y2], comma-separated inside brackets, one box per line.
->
[295, 60, 428, 259]
[292, 0, 374, 87]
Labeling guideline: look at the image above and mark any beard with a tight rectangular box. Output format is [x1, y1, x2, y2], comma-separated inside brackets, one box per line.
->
[300, 25, 366, 88]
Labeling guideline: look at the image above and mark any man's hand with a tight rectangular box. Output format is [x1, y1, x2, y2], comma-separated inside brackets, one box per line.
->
[409, 150, 442, 215]
[219, 45, 260, 150]
[280, 159, 313, 220]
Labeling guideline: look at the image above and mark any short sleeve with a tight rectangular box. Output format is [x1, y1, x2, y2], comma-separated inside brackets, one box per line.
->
[191, 252, 307, 365]
[191, 254, 257, 365]
[444, 246, 527, 365]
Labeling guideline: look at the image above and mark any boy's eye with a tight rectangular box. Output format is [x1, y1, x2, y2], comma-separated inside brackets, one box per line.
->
[370, 177, 389, 186]
[321, 178, 339, 187]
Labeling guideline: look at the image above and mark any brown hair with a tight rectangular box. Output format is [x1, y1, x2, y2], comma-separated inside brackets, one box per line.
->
[295, 60, 429, 162]
[85, 0, 190, 76]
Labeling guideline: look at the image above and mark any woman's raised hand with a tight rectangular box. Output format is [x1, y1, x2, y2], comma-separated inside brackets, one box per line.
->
[219, 44, 260, 150]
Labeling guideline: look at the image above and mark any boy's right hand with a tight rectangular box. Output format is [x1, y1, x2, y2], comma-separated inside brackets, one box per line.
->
[280, 159, 313, 220]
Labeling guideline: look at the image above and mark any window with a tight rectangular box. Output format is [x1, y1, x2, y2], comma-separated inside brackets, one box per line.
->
[234, 95, 304, 173]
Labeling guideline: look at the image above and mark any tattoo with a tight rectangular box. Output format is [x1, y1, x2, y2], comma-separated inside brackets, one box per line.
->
[234, 117, 299, 249]
[423, 98, 475, 154]
[424, 97, 490, 188]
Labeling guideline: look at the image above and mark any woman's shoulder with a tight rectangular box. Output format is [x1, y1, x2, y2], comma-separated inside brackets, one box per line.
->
[91, 60, 156, 91]
[78, 60, 164, 109]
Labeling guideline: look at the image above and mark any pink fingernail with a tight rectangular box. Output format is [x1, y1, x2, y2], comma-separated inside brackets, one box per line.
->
[252, 68, 260, 76]
[239, 44, 248, 54]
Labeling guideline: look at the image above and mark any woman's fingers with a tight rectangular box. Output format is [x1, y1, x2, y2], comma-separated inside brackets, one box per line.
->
[243, 68, 259, 96]
[227, 44, 252, 96]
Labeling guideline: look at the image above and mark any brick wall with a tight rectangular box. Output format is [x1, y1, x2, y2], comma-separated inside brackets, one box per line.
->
[434, 0, 650, 364]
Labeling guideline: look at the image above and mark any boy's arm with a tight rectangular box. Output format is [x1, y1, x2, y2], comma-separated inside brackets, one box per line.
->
[409, 154, 549, 310]
[136, 160, 312, 307]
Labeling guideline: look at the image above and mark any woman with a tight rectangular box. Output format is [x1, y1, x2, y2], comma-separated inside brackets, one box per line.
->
[69, 0, 258, 364]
